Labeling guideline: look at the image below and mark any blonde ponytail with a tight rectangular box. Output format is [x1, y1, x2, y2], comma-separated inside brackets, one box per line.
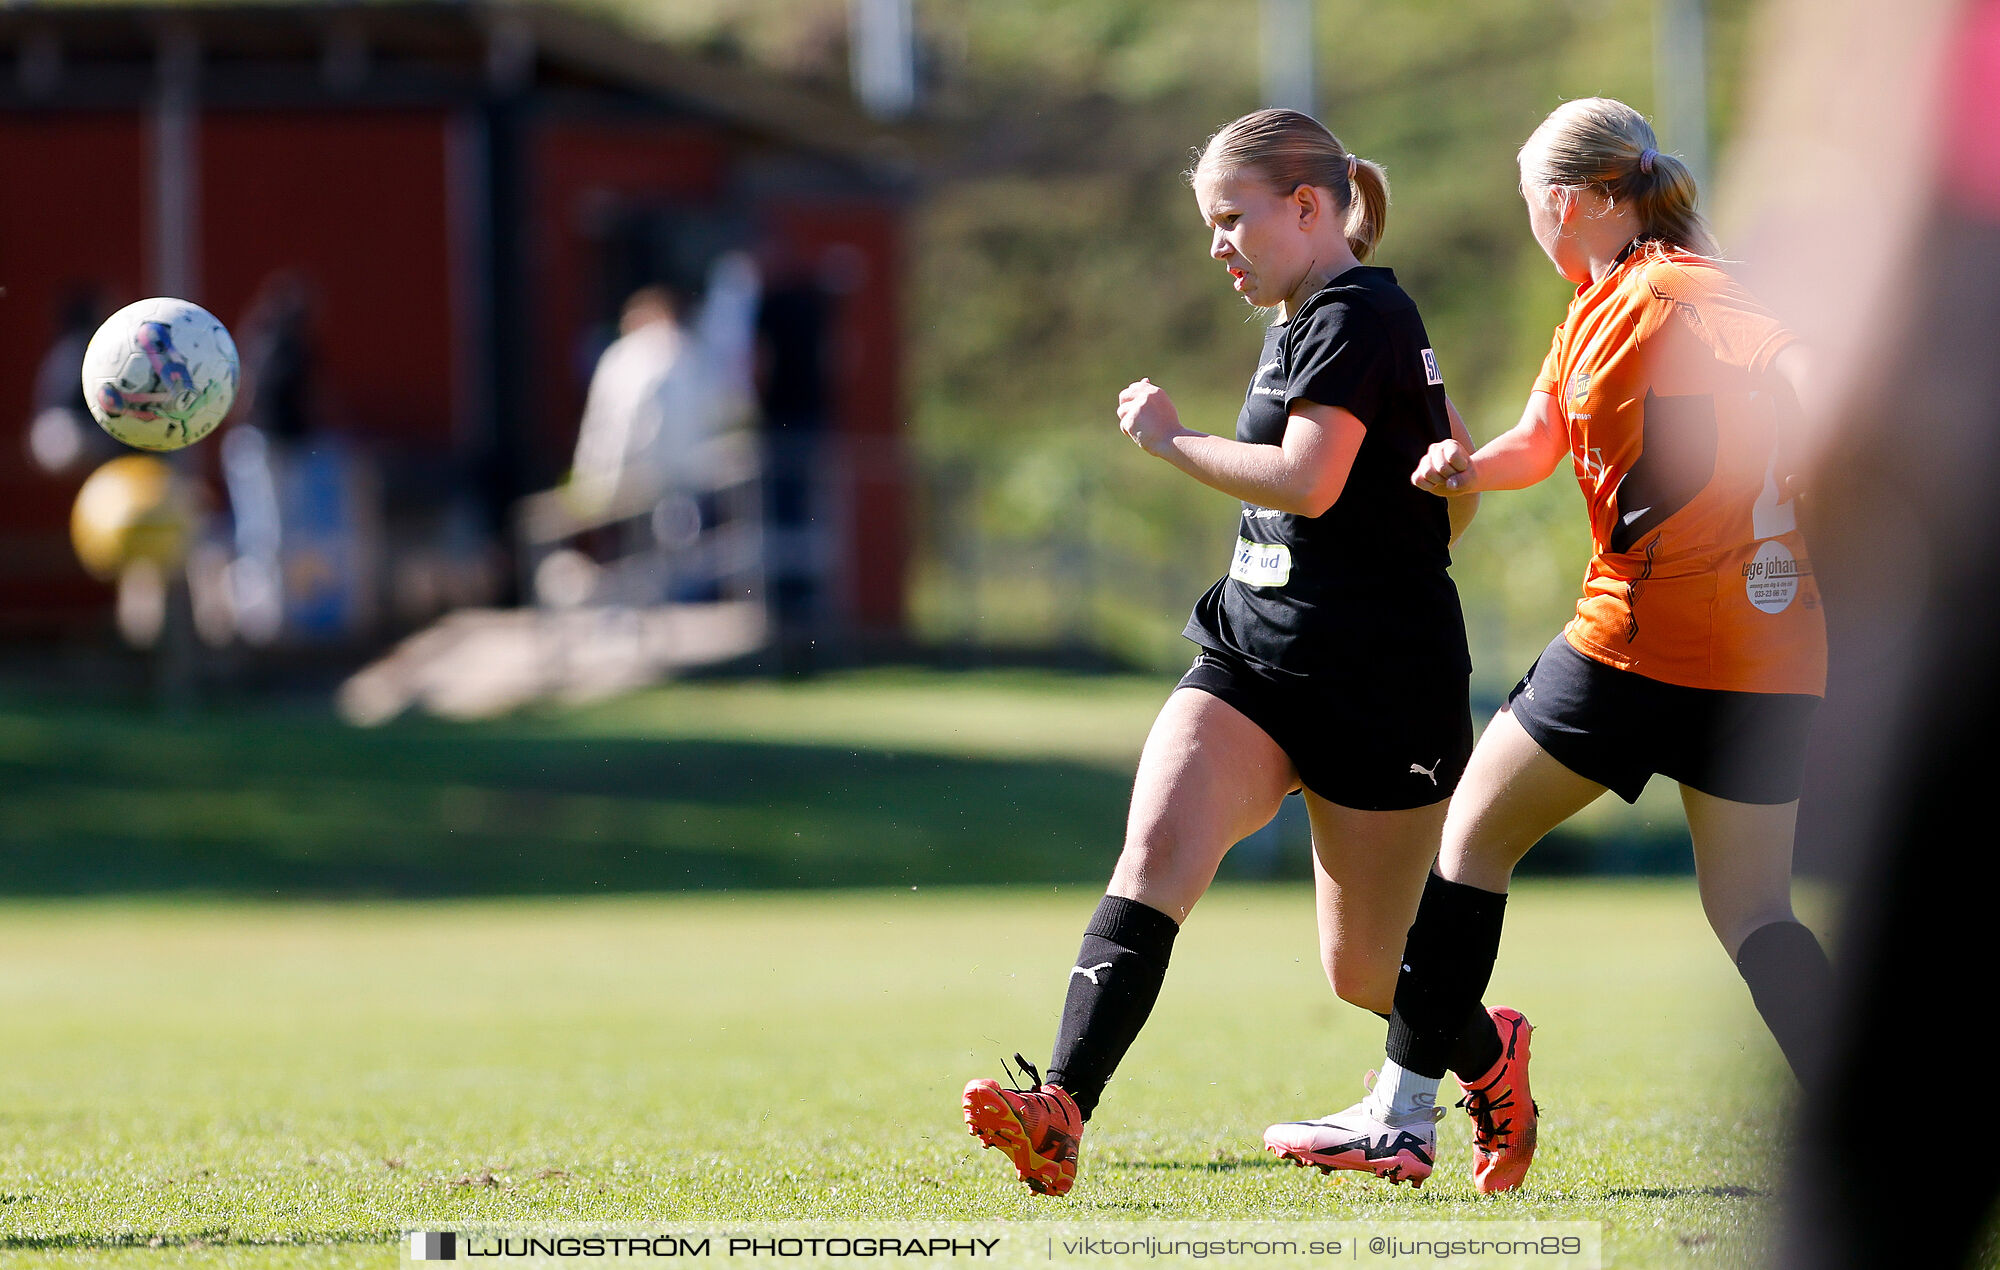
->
[1518, 97, 1718, 256]
[1344, 155, 1390, 261]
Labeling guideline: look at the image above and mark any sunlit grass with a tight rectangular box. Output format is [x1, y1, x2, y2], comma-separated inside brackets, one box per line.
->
[0, 882, 1793, 1266]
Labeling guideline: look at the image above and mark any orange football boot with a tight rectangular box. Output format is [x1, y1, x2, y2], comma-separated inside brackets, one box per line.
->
[963, 1055, 1082, 1197]
[1457, 1006, 1539, 1193]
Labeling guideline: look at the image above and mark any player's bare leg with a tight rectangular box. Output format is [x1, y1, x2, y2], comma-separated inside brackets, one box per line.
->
[967, 688, 1294, 1195]
[1105, 687, 1300, 920]
[1274, 710, 1603, 1188]
[1438, 709, 1607, 892]
[1683, 788, 1830, 1081]
[1262, 794, 1447, 1183]
[1305, 794, 1447, 1015]
[1429, 712, 1603, 1189]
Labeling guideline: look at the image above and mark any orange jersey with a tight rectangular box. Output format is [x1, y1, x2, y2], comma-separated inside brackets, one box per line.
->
[1532, 246, 1825, 696]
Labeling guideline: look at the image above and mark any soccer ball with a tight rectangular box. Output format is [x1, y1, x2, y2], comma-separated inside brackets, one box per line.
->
[81, 297, 239, 451]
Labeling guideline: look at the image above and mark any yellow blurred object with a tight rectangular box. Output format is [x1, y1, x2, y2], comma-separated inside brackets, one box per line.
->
[70, 455, 196, 582]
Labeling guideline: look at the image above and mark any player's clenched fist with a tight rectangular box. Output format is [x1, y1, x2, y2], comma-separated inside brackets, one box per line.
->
[1412, 438, 1476, 495]
[1117, 378, 1186, 456]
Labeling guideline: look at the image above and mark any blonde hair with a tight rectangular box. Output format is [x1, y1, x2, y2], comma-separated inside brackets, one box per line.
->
[1190, 109, 1390, 261]
[1518, 97, 1717, 257]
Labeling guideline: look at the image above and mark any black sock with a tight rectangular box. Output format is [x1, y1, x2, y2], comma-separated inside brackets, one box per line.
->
[1385, 872, 1508, 1079]
[1045, 894, 1180, 1121]
[1735, 919, 1832, 1084]
[1374, 1005, 1500, 1081]
[1446, 1003, 1504, 1082]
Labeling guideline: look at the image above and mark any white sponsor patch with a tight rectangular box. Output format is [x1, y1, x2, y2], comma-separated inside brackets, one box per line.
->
[1744, 539, 1802, 614]
[1421, 348, 1444, 386]
[1230, 537, 1292, 587]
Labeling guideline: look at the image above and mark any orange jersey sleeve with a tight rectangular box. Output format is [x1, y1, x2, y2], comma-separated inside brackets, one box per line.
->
[1532, 322, 1565, 397]
[1644, 259, 1797, 377]
[1540, 248, 1825, 696]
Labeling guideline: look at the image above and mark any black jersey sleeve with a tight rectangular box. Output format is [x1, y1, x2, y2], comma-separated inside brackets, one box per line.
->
[1284, 299, 1389, 425]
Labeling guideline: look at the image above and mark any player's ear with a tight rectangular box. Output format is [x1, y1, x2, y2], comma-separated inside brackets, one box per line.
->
[1292, 183, 1318, 229]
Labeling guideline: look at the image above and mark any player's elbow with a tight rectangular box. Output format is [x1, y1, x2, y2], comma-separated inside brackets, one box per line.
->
[1288, 489, 1339, 518]
[1287, 471, 1348, 518]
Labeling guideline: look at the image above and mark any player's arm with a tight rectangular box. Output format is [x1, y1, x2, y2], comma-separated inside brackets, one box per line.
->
[1442, 395, 1480, 546]
[1117, 379, 1362, 517]
[1769, 343, 1818, 499]
[1411, 390, 1567, 496]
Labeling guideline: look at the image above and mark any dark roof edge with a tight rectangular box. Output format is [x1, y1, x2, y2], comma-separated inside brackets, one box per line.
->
[0, 1, 920, 180]
[507, 3, 917, 179]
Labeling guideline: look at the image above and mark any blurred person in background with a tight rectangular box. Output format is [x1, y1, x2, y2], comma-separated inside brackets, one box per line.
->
[1297, 97, 1831, 1195]
[569, 284, 707, 517]
[220, 273, 319, 645]
[217, 272, 384, 645]
[526, 260, 758, 612]
[1727, 0, 2000, 1264]
[26, 286, 118, 476]
[962, 108, 1485, 1198]
[237, 272, 315, 443]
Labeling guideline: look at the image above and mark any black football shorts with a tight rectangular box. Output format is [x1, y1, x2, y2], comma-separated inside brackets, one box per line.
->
[1504, 634, 1821, 805]
[1178, 644, 1473, 811]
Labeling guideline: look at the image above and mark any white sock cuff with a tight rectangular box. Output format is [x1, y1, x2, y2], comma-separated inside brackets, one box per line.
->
[1371, 1058, 1442, 1121]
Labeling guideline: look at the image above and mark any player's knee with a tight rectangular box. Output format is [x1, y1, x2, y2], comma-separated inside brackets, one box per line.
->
[1708, 901, 1797, 959]
[1109, 825, 1201, 896]
[1322, 948, 1395, 1015]
[1119, 813, 1205, 872]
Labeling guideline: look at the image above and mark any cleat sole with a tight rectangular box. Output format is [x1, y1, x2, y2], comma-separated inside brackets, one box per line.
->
[961, 1080, 1076, 1197]
[1265, 1141, 1432, 1187]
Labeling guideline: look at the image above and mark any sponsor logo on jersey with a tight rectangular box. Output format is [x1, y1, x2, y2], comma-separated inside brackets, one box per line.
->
[1744, 539, 1809, 614]
[1229, 537, 1292, 588]
[1568, 371, 1592, 410]
[1576, 446, 1610, 488]
[1421, 348, 1444, 386]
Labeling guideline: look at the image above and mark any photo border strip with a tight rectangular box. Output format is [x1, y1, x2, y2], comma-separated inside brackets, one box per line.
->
[403, 1219, 1602, 1268]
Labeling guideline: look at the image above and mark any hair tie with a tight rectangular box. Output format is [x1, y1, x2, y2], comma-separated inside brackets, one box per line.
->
[1346, 153, 1359, 179]
[1639, 147, 1658, 175]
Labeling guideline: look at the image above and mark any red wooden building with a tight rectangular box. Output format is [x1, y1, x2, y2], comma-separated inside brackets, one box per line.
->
[0, 2, 911, 646]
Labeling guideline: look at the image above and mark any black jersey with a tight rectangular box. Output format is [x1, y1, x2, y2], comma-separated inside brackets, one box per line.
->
[1183, 266, 1471, 678]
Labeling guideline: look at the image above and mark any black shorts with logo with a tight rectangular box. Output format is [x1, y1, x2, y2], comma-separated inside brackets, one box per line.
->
[1505, 635, 1821, 805]
[1178, 645, 1473, 812]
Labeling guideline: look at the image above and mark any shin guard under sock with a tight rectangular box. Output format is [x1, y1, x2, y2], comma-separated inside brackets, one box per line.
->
[1386, 872, 1508, 1079]
[1045, 894, 1180, 1120]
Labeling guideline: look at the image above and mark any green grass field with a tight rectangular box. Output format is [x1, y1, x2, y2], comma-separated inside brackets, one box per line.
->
[0, 668, 1834, 1266]
[0, 882, 1800, 1268]
[0, 669, 1695, 896]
